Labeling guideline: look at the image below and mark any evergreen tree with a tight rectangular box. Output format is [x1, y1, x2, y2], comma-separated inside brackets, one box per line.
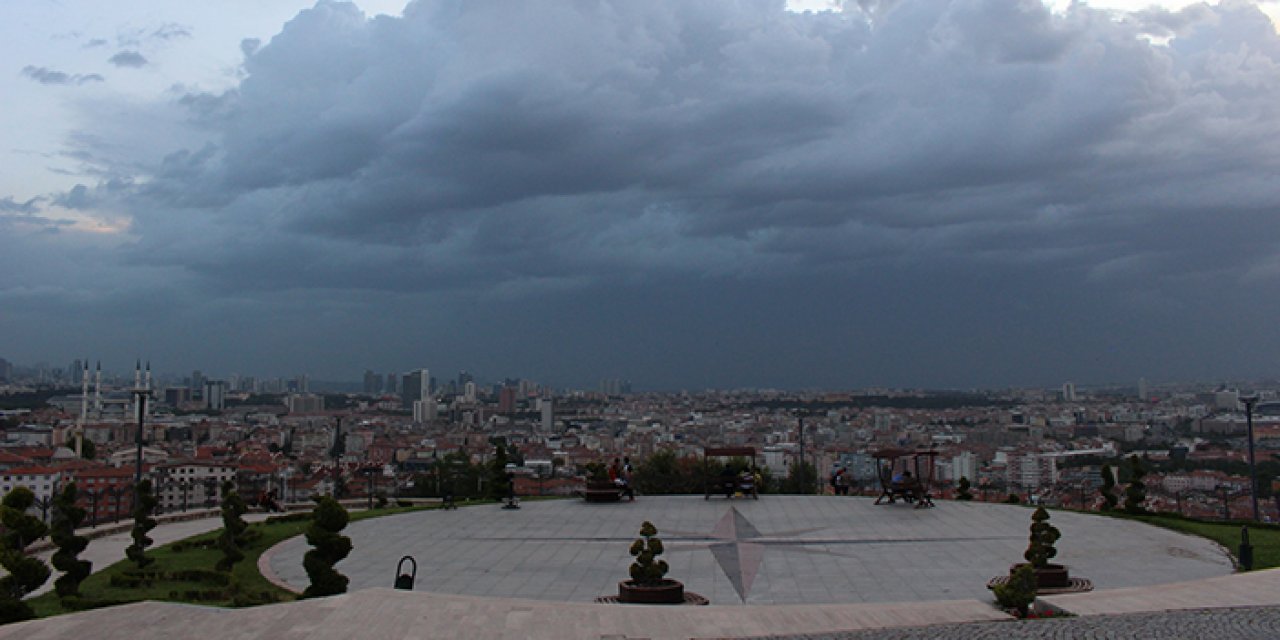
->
[50, 482, 91, 599]
[0, 487, 50, 623]
[1099, 464, 1118, 510]
[1023, 506, 1061, 569]
[487, 437, 511, 501]
[73, 436, 96, 460]
[784, 460, 817, 494]
[1124, 455, 1148, 514]
[125, 479, 158, 568]
[216, 481, 249, 572]
[302, 496, 351, 598]
[956, 476, 974, 501]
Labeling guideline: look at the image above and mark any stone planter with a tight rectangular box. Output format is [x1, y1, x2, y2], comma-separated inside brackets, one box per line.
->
[617, 579, 685, 604]
[1010, 563, 1070, 590]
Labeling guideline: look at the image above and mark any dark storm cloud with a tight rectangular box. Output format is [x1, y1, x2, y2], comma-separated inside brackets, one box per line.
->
[108, 50, 148, 68]
[21, 65, 104, 85]
[12, 0, 1280, 387]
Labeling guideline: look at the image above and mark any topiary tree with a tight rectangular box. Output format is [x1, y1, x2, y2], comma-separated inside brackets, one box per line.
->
[302, 496, 352, 598]
[0, 486, 51, 623]
[1124, 455, 1147, 514]
[1023, 507, 1061, 570]
[50, 482, 91, 599]
[956, 476, 973, 501]
[993, 563, 1036, 617]
[628, 521, 669, 585]
[1100, 464, 1118, 510]
[487, 437, 511, 501]
[125, 479, 158, 569]
[216, 480, 249, 572]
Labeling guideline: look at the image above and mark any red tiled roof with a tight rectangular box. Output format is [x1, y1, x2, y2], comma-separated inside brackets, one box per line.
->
[3, 465, 63, 475]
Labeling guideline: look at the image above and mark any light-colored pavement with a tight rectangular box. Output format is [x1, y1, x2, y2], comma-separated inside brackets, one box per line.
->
[267, 496, 1232, 605]
[750, 605, 1280, 639]
[4, 498, 1279, 639]
[0, 587, 1012, 639]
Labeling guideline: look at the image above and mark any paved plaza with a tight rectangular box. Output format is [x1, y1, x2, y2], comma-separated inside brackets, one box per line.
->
[267, 496, 1232, 605]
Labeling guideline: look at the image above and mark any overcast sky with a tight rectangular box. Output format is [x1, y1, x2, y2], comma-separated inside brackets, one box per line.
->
[3, 0, 1280, 390]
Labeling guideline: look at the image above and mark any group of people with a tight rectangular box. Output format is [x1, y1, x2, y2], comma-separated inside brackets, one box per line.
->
[608, 457, 635, 501]
[718, 466, 762, 498]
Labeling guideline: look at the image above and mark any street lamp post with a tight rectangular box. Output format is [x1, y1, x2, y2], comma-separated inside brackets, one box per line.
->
[130, 388, 150, 487]
[798, 414, 806, 495]
[1241, 395, 1261, 522]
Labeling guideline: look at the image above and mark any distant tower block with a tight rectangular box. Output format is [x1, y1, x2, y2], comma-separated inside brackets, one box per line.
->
[413, 398, 437, 424]
[402, 369, 429, 409]
[1138, 377, 1149, 401]
[1062, 382, 1077, 402]
[541, 399, 554, 432]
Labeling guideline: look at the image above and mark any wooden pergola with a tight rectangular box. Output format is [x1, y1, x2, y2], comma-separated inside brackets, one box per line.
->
[871, 447, 939, 508]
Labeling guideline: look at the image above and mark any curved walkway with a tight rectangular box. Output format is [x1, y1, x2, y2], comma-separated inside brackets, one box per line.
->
[25, 510, 277, 598]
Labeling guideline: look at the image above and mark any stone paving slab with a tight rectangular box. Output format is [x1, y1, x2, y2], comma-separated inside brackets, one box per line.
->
[267, 496, 1232, 605]
[1039, 567, 1280, 616]
[0, 588, 1010, 640]
[746, 605, 1280, 639]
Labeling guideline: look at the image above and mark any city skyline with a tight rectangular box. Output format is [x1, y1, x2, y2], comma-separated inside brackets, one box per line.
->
[4, 1, 1280, 390]
[4, 352, 1278, 395]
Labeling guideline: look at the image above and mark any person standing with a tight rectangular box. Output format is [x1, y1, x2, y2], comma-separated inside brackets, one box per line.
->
[621, 456, 635, 501]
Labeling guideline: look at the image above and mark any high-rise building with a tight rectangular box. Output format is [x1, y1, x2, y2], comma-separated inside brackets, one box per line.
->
[0, 357, 12, 381]
[413, 398, 437, 424]
[385, 372, 399, 395]
[190, 370, 206, 393]
[287, 393, 325, 414]
[463, 381, 477, 403]
[541, 399, 554, 432]
[498, 387, 517, 414]
[205, 380, 226, 411]
[402, 369, 430, 409]
[1138, 377, 1149, 401]
[363, 370, 382, 395]
[1061, 382, 1077, 403]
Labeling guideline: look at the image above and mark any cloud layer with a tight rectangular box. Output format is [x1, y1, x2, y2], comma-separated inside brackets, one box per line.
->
[5, 0, 1280, 388]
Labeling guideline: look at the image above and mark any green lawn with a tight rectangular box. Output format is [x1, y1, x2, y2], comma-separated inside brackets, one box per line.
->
[1117, 513, 1280, 570]
[25, 500, 486, 618]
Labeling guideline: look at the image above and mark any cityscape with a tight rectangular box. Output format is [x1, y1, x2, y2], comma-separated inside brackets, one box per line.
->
[3, 355, 1277, 525]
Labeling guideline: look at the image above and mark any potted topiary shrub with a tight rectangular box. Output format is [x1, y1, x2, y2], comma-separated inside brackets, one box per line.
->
[1010, 506, 1070, 589]
[993, 563, 1036, 617]
[617, 521, 684, 604]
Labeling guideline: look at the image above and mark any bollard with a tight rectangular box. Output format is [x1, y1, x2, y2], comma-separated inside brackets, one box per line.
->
[394, 555, 417, 590]
[1238, 526, 1254, 571]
